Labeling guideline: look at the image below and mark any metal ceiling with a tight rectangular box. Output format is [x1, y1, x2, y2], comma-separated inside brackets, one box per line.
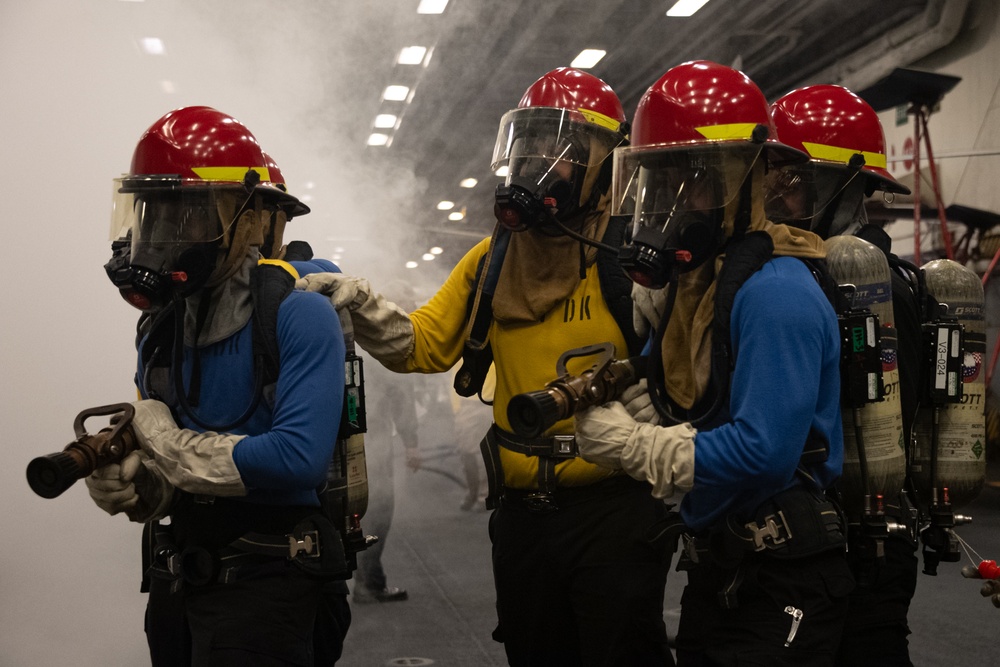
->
[321, 0, 970, 271]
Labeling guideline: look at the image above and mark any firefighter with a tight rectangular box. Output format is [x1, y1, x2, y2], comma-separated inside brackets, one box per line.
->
[573, 61, 854, 665]
[768, 83, 920, 667]
[85, 106, 350, 665]
[300, 68, 675, 665]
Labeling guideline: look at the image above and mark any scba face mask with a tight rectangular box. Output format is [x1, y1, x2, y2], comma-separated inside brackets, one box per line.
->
[613, 144, 761, 288]
[491, 107, 624, 232]
[108, 181, 243, 311]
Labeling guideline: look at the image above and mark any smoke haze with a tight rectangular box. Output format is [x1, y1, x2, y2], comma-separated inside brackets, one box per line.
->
[0, 2, 458, 664]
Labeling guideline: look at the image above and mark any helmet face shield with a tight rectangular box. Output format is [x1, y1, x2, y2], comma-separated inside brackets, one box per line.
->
[491, 107, 624, 228]
[613, 143, 762, 287]
[613, 143, 761, 226]
[764, 162, 863, 234]
[108, 177, 251, 310]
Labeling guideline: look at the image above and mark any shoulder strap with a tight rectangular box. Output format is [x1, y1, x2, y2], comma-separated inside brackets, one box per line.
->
[597, 215, 644, 356]
[250, 260, 298, 387]
[454, 228, 510, 397]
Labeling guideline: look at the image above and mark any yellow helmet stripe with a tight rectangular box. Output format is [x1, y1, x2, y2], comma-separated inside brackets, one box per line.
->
[695, 123, 759, 141]
[191, 166, 271, 182]
[579, 108, 621, 132]
[802, 142, 887, 169]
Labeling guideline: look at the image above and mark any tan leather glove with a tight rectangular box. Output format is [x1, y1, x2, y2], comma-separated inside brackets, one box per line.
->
[620, 379, 661, 425]
[297, 273, 414, 370]
[632, 283, 668, 339]
[131, 400, 247, 497]
[576, 401, 696, 499]
[85, 450, 174, 523]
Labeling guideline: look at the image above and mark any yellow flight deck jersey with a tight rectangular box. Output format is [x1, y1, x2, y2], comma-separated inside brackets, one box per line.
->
[406, 237, 628, 490]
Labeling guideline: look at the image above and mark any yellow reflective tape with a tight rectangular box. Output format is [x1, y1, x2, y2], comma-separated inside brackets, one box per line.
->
[191, 166, 271, 182]
[257, 258, 300, 280]
[694, 123, 758, 141]
[579, 108, 621, 132]
[802, 142, 886, 169]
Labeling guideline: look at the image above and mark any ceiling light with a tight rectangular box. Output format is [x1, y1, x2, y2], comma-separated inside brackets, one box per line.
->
[570, 49, 606, 69]
[437, 200, 455, 210]
[495, 165, 509, 178]
[374, 114, 398, 129]
[140, 37, 165, 55]
[398, 46, 428, 65]
[305, 182, 316, 189]
[417, 0, 449, 14]
[460, 178, 478, 188]
[406, 261, 419, 269]
[666, 0, 710, 17]
[367, 133, 389, 147]
[160, 81, 176, 93]
[383, 85, 410, 102]
[422, 253, 436, 261]
[448, 211, 465, 221]
[430, 247, 443, 255]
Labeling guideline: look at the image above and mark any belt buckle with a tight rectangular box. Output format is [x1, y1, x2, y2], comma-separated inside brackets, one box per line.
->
[524, 492, 558, 512]
[552, 435, 576, 456]
[746, 511, 791, 551]
[288, 530, 321, 559]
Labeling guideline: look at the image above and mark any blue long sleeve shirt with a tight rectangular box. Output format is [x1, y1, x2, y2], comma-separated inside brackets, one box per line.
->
[138, 288, 345, 507]
[680, 256, 844, 532]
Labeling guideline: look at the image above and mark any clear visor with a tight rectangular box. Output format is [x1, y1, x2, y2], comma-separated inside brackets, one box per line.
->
[612, 143, 762, 226]
[764, 162, 861, 226]
[491, 107, 623, 179]
[110, 176, 252, 249]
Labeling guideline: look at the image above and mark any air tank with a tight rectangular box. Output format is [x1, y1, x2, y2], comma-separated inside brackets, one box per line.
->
[911, 259, 986, 510]
[824, 235, 907, 520]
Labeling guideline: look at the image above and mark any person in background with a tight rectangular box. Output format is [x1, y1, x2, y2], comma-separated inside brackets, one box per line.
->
[574, 61, 853, 665]
[86, 106, 348, 665]
[452, 363, 494, 511]
[300, 68, 675, 666]
[352, 282, 421, 603]
[768, 84, 918, 667]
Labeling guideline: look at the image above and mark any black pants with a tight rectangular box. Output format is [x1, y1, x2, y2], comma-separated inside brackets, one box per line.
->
[490, 477, 675, 667]
[146, 559, 345, 666]
[675, 550, 854, 666]
[836, 534, 918, 666]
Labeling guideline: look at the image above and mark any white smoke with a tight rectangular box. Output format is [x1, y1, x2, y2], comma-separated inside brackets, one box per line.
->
[0, 2, 455, 664]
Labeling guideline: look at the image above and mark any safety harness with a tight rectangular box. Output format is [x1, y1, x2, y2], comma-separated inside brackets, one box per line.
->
[140, 245, 365, 591]
[457, 218, 643, 509]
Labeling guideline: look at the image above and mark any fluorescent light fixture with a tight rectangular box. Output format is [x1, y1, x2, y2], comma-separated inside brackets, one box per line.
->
[430, 247, 443, 255]
[367, 133, 389, 147]
[436, 200, 455, 210]
[305, 182, 316, 189]
[160, 80, 176, 94]
[398, 46, 428, 65]
[460, 178, 478, 188]
[448, 211, 465, 221]
[422, 253, 436, 261]
[666, 0, 710, 17]
[495, 165, 509, 178]
[417, 0, 449, 14]
[140, 37, 165, 55]
[570, 49, 606, 69]
[383, 85, 410, 102]
[374, 114, 398, 129]
[334, 246, 344, 253]
[405, 261, 419, 269]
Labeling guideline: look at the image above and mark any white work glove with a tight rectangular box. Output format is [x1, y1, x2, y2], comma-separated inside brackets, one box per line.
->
[575, 401, 695, 499]
[620, 379, 661, 425]
[85, 450, 174, 523]
[131, 400, 247, 497]
[297, 273, 414, 371]
[632, 283, 668, 339]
